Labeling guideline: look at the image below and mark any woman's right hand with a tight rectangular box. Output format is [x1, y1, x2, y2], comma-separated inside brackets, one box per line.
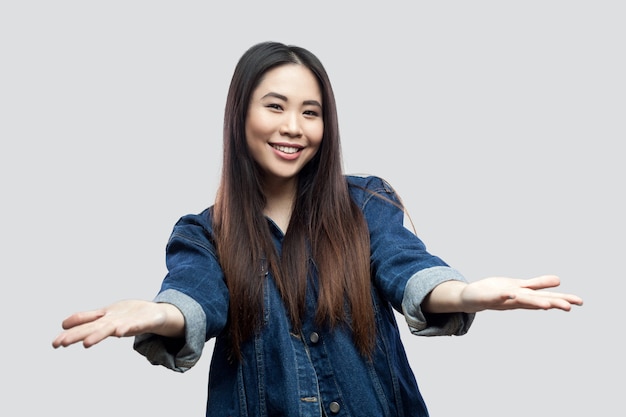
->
[52, 299, 185, 349]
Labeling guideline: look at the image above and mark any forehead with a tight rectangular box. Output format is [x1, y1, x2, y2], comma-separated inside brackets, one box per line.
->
[254, 64, 322, 100]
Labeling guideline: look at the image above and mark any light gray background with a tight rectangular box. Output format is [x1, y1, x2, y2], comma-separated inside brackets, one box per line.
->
[2, 1, 623, 416]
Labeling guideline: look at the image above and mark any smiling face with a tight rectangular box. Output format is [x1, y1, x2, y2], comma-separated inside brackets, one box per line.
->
[245, 64, 324, 188]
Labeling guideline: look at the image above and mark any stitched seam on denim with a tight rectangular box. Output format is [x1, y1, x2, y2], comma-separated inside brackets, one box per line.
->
[169, 231, 218, 257]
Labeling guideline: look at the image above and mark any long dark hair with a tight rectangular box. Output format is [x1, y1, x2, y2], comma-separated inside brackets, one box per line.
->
[213, 41, 374, 359]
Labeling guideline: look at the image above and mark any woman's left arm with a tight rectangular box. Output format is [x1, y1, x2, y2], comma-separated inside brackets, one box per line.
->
[422, 275, 584, 314]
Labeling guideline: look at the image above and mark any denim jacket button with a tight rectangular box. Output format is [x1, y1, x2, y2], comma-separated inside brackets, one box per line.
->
[309, 332, 320, 343]
[329, 401, 340, 413]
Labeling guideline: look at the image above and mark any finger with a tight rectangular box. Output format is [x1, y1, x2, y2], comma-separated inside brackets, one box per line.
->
[521, 275, 562, 290]
[61, 309, 106, 330]
[538, 292, 583, 306]
[82, 326, 118, 348]
[52, 330, 86, 348]
[52, 324, 97, 348]
[52, 321, 118, 348]
[81, 316, 142, 347]
[519, 287, 584, 307]
[512, 292, 580, 311]
[568, 295, 584, 306]
[51, 334, 68, 348]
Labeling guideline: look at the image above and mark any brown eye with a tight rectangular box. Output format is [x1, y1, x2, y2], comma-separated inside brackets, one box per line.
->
[303, 110, 320, 117]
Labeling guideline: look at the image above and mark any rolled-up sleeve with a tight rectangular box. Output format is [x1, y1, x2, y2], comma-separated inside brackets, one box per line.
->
[402, 266, 474, 336]
[134, 289, 207, 372]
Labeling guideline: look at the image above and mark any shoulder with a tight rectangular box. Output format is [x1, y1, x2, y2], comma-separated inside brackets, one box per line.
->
[346, 174, 395, 192]
[346, 174, 406, 230]
[168, 207, 216, 250]
[346, 174, 399, 206]
[174, 207, 214, 230]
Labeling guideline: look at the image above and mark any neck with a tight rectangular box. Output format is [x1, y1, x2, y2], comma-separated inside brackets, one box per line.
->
[262, 177, 297, 233]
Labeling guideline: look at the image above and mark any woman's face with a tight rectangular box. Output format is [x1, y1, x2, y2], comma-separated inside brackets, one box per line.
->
[245, 64, 324, 186]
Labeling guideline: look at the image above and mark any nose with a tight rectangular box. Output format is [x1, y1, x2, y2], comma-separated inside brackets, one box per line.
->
[279, 112, 303, 138]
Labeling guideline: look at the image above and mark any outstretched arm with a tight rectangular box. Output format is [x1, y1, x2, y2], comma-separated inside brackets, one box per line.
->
[422, 275, 583, 314]
[51, 300, 185, 349]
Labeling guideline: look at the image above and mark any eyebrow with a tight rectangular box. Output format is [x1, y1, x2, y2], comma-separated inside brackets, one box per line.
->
[261, 92, 322, 108]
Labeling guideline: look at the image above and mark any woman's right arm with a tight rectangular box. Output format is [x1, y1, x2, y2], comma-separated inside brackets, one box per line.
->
[51, 300, 185, 349]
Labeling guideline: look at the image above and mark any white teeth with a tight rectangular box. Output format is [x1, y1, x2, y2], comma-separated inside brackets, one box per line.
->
[272, 145, 300, 154]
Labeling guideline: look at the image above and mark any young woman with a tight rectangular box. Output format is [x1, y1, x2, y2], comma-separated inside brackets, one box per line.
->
[52, 41, 583, 416]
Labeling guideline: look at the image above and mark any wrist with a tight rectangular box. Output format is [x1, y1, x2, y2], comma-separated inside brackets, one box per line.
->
[156, 302, 186, 338]
[423, 280, 467, 314]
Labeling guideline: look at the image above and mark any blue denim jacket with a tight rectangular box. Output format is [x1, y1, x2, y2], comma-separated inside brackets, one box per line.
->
[134, 175, 474, 417]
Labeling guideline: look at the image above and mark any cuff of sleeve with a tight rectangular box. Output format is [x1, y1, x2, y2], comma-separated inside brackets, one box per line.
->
[133, 289, 207, 372]
[401, 266, 475, 336]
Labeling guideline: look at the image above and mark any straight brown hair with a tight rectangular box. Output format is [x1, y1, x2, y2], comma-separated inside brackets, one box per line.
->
[213, 41, 375, 359]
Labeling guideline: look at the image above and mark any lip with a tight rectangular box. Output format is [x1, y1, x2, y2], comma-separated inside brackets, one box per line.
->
[269, 143, 303, 161]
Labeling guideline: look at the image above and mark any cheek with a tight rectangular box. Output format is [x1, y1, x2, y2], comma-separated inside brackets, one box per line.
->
[245, 110, 273, 142]
[309, 123, 324, 147]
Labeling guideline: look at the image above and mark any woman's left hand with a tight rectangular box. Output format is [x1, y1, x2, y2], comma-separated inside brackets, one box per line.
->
[460, 275, 584, 313]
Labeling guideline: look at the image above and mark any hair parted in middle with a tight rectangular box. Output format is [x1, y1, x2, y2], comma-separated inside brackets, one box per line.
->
[213, 41, 375, 359]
